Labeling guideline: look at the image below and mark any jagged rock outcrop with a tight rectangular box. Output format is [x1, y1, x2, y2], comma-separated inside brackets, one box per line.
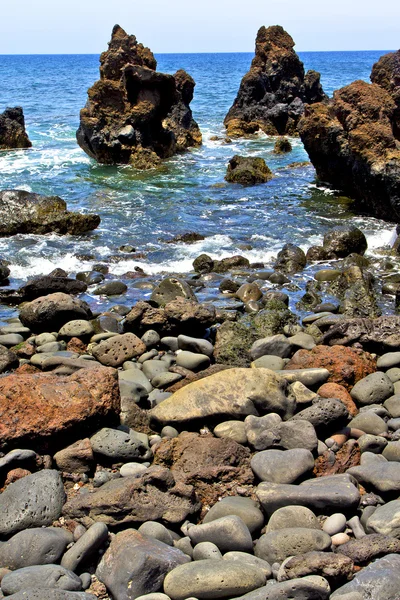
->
[224, 25, 326, 137]
[0, 190, 100, 236]
[0, 107, 32, 150]
[77, 25, 201, 169]
[298, 51, 400, 222]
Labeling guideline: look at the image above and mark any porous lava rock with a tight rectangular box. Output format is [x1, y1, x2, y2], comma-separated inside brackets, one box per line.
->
[284, 345, 376, 391]
[77, 25, 201, 169]
[322, 315, 400, 352]
[0, 107, 32, 149]
[298, 53, 400, 221]
[224, 25, 326, 137]
[225, 155, 273, 184]
[0, 190, 100, 236]
[0, 366, 120, 451]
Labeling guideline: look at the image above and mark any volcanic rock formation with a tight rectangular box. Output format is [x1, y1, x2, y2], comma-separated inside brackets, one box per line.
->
[0, 107, 32, 150]
[298, 50, 400, 222]
[224, 25, 326, 137]
[77, 25, 202, 169]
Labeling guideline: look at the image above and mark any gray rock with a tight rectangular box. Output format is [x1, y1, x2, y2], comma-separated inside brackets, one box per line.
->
[176, 351, 210, 371]
[141, 330, 161, 348]
[277, 420, 318, 452]
[266, 505, 320, 532]
[61, 523, 108, 572]
[59, 320, 94, 338]
[358, 434, 388, 454]
[90, 428, 150, 462]
[0, 334, 24, 347]
[383, 441, 400, 461]
[35, 332, 57, 345]
[278, 368, 330, 387]
[192, 542, 222, 560]
[161, 337, 179, 352]
[152, 372, 183, 388]
[0, 325, 30, 336]
[0, 449, 38, 472]
[1, 565, 82, 595]
[37, 341, 67, 353]
[19, 292, 92, 334]
[349, 411, 388, 435]
[120, 462, 148, 478]
[0, 344, 18, 373]
[251, 448, 314, 483]
[163, 559, 266, 600]
[288, 332, 316, 350]
[245, 414, 282, 450]
[250, 335, 293, 360]
[118, 367, 153, 395]
[387, 368, 400, 383]
[331, 554, 400, 599]
[142, 360, 168, 380]
[0, 528, 72, 570]
[92, 333, 146, 367]
[234, 578, 330, 600]
[150, 277, 197, 307]
[223, 552, 272, 578]
[0, 470, 65, 536]
[177, 335, 214, 357]
[53, 439, 94, 474]
[350, 372, 394, 405]
[96, 529, 190, 599]
[255, 527, 332, 563]
[92, 281, 127, 296]
[377, 352, 400, 369]
[384, 395, 400, 417]
[138, 522, 174, 546]
[160, 426, 179, 438]
[187, 515, 253, 553]
[203, 497, 264, 534]
[213, 421, 247, 444]
[291, 398, 349, 433]
[322, 514, 347, 535]
[138, 349, 159, 363]
[3, 592, 95, 600]
[257, 475, 360, 515]
[366, 499, 400, 536]
[251, 356, 285, 370]
[348, 452, 400, 493]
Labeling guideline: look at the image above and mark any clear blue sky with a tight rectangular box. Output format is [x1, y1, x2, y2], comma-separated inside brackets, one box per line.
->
[1, 0, 399, 54]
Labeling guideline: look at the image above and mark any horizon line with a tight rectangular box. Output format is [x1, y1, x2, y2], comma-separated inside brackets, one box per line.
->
[0, 49, 393, 57]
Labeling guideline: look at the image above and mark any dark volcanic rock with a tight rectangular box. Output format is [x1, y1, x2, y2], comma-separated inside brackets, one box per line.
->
[322, 315, 400, 351]
[0, 190, 100, 236]
[299, 66, 400, 221]
[77, 25, 201, 169]
[224, 25, 326, 137]
[0, 107, 32, 150]
[371, 50, 400, 138]
[19, 292, 92, 334]
[225, 155, 273, 184]
[18, 276, 87, 301]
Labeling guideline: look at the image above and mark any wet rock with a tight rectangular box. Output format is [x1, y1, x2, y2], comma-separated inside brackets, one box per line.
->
[19, 293, 92, 334]
[274, 244, 306, 274]
[0, 470, 65, 536]
[150, 277, 197, 307]
[323, 226, 367, 258]
[92, 281, 127, 296]
[0, 190, 99, 237]
[18, 277, 87, 302]
[214, 321, 256, 367]
[0, 366, 119, 451]
[1, 565, 82, 595]
[255, 528, 332, 564]
[273, 137, 292, 153]
[0, 528, 72, 570]
[166, 232, 205, 244]
[0, 107, 31, 149]
[224, 25, 326, 137]
[225, 155, 273, 184]
[331, 554, 400, 599]
[331, 266, 380, 319]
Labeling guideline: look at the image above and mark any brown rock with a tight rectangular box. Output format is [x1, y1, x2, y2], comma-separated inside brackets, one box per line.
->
[0, 107, 31, 149]
[63, 465, 200, 527]
[314, 440, 361, 477]
[153, 432, 254, 518]
[91, 333, 146, 367]
[53, 439, 94, 474]
[337, 533, 400, 564]
[66, 337, 87, 355]
[371, 50, 400, 137]
[318, 382, 359, 416]
[0, 366, 120, 451]
[279, 551, 353, 585]
[14, 363, 40, 375]
[19, 292, 92, 334]
[3, 468, 31, 488]
[285, 345, 376, 390]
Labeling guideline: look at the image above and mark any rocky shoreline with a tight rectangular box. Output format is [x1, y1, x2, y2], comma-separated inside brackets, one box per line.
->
[1, 225, 400, 599]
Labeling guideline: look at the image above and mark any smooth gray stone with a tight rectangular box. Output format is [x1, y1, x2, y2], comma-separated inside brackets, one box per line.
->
[135, 595, 170, 600]
[152, 372, 183, 388]
[223, 552, 272, 578]
[173, 536, 193, 558]
[384, 395, 400, 417]
[30, 351, 78, 366]
[287, 332, 316, 350]
[163, 559, 266, 600]
[177, 335, 214, 357]
[90, 428, 150, 461]
[142, 360, 168, 380]
[40, 356, 100, 371]
[0, 470, 65, 536]
[138, 349, 159, 363]
[349, 411, 388, 435]
[234, 578, 330, 600]
[192, 542, 222, 560]
[291, 398, 349, 431]
[366, 499, 400, 536]
[0, 528, 72, 570]
[213, 421, 247, 444]
[256, 475, 360, 515]
[35, 332, 57, 345]
[118, 368, 153, 394]
[251, 449, 314, 483]
[358, 434, 387, 454]
[161, 337, 179, 352]
[0, 325, 30, 336]
[141, 330, 161, 348]
[159, 354, 176, 367]
[250, 335, 293, 360]
[266, 506, 320, 532]
[277, 368, 330, 387]
[245, 414, 282, 450]
[37, 341, 67, 353]
[119, 462, 148, 478]
[187, 515, 253, 553]
[0, 334, 24, 347]
[377, 352, 400, 369]
[138, 522, 174, 546]
[302, 312, 334, 324]
[203, 497, 264, 534]
[0, 449, 37, 471]
[61, 523, 108, 572]
[161, 426, 179, 438]
[322, 513, 347, 535]
[1, 565, 82, 595]
[348, 452, 400, 493]
[255, 527, 331, 563]
[331, 554, 400, 599]
[251, 355, 285, 371]
[79, 573, 91, 590]
[90, 332, 118, 343]
[290, 381, 318, 404]
[92, 281, 127, 296]
[347, 516, 365, 539]
[383, 441, 400, 461]
[386, 368, 400, 383]
[3, 592, 95, 600]
[388, 418, 400, 431]
[175, 351, 210, 371]
[59, 320, 94, 338]
[350, 372, 394, 405]
[277, 420, 318, 452]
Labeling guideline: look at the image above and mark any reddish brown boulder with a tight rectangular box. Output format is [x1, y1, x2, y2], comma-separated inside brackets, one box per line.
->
[314, 440, 361, 477]
[153, 432, 254, 517]
[285, 345, 376, 391]
[0, 366, 120, 451]
[318, 382, 359, 417]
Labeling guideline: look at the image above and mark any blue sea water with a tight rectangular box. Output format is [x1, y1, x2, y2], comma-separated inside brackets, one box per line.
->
[0, 50, 397, 320]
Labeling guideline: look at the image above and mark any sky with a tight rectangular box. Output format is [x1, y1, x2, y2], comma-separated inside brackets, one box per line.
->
[0, 0, 399, 54]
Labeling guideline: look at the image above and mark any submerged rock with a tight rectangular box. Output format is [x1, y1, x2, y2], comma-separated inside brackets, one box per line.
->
[0, 190, 100, 236]
[224, 25, 326, 137]
[225, 155, 273, 184]
[77, 25, 201, 168]
[0, 107, 32, 150]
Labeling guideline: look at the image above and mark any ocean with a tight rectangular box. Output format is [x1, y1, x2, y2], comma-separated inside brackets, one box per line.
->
[0, 50, 396, 322]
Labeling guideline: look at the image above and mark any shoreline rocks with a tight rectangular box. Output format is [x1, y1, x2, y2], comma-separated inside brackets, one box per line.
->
[0, 107, 32, 150]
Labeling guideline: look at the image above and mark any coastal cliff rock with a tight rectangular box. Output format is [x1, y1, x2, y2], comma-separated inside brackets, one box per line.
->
[0, 190, 100, 236]
[77, 25, 201, 168]
[0, 107, 32, 150]
[224, 25, 326, 137]
[298, 52, 400, 221]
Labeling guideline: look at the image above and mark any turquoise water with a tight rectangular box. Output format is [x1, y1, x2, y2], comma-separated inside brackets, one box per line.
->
[0, 51, 396, 319]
